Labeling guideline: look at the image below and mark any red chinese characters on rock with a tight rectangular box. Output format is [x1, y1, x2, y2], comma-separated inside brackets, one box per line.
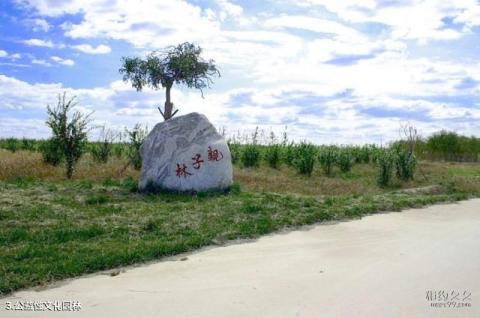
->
[175, 163, 192, 178]
[207, 146, 223, 161]
[191, 154, 204, 169]
[175, 146, 224, 178]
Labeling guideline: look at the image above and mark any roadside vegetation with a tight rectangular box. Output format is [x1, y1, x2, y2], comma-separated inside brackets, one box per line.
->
[1, 97, 480, 296]
[1, 131, 480, 295]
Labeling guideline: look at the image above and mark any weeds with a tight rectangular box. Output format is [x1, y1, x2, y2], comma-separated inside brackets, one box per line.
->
[91, 127, 115, 164]
[377, 150, 394, 187]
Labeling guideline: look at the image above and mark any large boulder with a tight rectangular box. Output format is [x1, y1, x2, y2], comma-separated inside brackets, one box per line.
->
[139, 112, 233, 192]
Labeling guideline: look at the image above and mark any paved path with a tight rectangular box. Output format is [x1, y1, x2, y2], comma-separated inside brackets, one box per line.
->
[2, 199, 480, 317]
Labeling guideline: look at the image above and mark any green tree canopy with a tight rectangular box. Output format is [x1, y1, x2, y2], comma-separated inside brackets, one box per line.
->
[119, 42, 220, 120]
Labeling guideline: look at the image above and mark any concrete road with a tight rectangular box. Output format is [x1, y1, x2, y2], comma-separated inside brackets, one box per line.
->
[2, 199, 480, 318]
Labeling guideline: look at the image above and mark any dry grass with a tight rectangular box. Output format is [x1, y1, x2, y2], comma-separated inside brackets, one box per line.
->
[1, 150, 480, 196]
[235, 161, 480, 196]
[0, 149, 478, 201]
[235, 165, 378, 196]
[0, 150, 139, 181]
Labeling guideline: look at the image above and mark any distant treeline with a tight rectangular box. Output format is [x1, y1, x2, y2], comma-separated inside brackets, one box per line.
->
[418, 131, 480, 162]
[392, 130, 480, 162]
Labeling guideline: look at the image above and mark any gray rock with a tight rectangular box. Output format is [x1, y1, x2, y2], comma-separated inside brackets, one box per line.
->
[138, 112, 233, 192]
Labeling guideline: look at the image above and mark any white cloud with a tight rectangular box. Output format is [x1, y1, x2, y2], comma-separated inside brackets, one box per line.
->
[217, 0, 243, 18]
[0, 50, 22, 60]
[1, 73, 479, 143]
[57, 0, 221, 49]
[14, 0, 84, 16]
[24, 18, 51, 32]
[295, 0, 479, 42]
[264, 15, 363, 40]
[50, 56, 75, 66]
[32, 59, 52, 66]
[9, 53, 21, 60]
[216, 0, 252, 25]
[71, 44, 111, 54]
[23, 38, 55, 48]
[454, 4, 480, 28]
[31, 56, 75, 67]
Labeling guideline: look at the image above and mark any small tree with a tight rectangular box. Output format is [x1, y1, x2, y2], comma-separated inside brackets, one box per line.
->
[318, 146, 336, 177]
[46, 93, 91, 178]
[336, 148, 354, 173]
[293, 142, 317, 176]
[119, 42, 220, 121]
[265, 131, 281, 169]
[91, 126, 115, 164]
[125, 124, 148, 170]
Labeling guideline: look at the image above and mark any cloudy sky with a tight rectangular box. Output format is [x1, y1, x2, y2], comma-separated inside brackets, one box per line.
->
[1, 0, 479, 144]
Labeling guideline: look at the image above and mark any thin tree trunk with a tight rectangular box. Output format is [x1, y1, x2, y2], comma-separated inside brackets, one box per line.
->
[66, 157, 74, 179]
[163, 84, 173, 120]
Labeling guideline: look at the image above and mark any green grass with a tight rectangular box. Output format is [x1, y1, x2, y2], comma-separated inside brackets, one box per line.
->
[0, 175, 477, 295]
[1, 150, 480, 295]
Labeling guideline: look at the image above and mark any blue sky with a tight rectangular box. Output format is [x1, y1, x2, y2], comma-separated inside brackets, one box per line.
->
[0, 0, 480, 144]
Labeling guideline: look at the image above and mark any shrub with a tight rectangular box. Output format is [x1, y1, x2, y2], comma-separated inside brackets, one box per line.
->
[359, 145, 373, 164]
[393, 145, 416, 181]
[370, 146, 383, 164]
[20, 138, 36, 151]
[126, 124, 148, 170]
[283, 142, 296, 167]
[241, 144, 261, 168]
[227, 141, 240, 165]
[5, 138, 18, 153]
[318, 146, 336, 176]
[112, 144, 124, 159]
[293, 142, 316, 176]
[91, 143, 111, 163]
[336, 149, 354, 173]
[40, 138, 63, 166]
[241, 127, 262, 168]
[377, 150, 394, 187]
[265, 144, 281, 169]
[45, 93, 91, 178]
[91, 127, 114, 164]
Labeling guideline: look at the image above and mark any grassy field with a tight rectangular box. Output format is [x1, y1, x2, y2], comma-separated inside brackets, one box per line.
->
[1, 149, 480, 295]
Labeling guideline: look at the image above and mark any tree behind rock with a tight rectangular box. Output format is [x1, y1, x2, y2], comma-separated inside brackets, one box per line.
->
[120, 42, 220, 121]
